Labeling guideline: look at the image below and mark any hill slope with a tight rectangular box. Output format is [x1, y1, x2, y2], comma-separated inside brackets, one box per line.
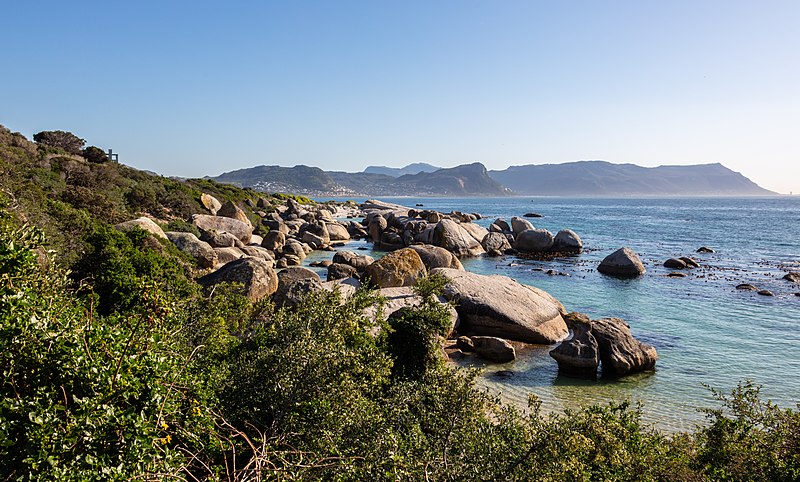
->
[489, 161, 775, 196]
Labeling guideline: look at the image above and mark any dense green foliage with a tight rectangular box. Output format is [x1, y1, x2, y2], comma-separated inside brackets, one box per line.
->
[32, 130, 85, 155]
[1, 125, 798, 480]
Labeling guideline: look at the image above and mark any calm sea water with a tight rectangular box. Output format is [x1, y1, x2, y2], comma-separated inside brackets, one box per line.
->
[311, 196, 800, 431]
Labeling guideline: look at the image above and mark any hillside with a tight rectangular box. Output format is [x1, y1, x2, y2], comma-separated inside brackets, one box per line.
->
[489, 161, 775, 196]
[211, 162, 511, 196]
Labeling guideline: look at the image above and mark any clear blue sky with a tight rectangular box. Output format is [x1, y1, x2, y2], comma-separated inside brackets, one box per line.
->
[2, 1, 798, 193]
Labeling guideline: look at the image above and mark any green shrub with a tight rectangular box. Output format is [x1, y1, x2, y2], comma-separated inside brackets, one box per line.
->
[33, 130, 86, 155]
[82, 145, 108, 163]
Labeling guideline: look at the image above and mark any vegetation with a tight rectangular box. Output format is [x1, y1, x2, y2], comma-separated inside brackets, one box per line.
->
[1, 125, 798, 480]
[32, 130, 86, 155]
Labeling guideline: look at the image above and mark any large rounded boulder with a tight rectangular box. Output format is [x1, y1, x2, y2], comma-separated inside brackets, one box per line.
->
[191, 214, 253, 245]
[332, 250, 375, 271]
[592, 317, 658, 376]
[363, 248, 427, 288]
[115, 217, 167, 240]
[549, 313, 599, 377]
[198, 257, 278, 301]
[598, 247, 646, 277]
[431, 268, 568, 344]
[406, 244, 464, 271]
[166, 231, 217, 268]
[514, 229, 555, 252]
[481, 232, 512, 256]
[510, 216, 534, 236]
[431, 219, 485, 257]
[553, 229, 583, 252]
[217, 201, 253, 228]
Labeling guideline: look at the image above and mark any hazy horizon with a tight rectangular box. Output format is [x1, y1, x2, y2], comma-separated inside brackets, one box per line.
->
[2, 1, 798, 193]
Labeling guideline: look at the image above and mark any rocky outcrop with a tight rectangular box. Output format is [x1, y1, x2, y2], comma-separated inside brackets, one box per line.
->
[431, 268, 567, 344]
[191, 214, 253, 244]
[115, 217, 167, 240]
[406, 244, 464, 271]
[364, 248, 427, 288]
[198, 257, 278, 301]
[597, 247, 646, 277]
[166, 231, 217, 268]
[549, 313, 598, 376]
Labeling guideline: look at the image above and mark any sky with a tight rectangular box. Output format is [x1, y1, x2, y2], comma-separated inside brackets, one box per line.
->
[2, 1, 799, 193]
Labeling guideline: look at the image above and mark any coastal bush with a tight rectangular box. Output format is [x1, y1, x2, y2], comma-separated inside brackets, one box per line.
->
[82, 145, 108, 163]
[33, 130, 85, 155]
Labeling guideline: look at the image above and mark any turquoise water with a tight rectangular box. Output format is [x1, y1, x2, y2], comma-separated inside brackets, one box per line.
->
[313, 197, 800, 431]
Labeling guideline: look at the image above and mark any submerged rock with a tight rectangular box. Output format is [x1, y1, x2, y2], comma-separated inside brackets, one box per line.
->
[757, 290, 775, 297]
[598, 247, 646, 277]
[783, 272, 800, 283]
[664, 258, 687, 269]
[736, 283, 758, 291]
[696, 246, 715, 253]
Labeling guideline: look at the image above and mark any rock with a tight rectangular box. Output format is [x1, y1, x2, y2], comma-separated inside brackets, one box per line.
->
[240, 246, 275, 263]
[363, 248, 427, 288]
[460, 223, 490, 244]
[320, 277, 360, 300]
[432, 219, 485, 257]
[282, 240, 307, 260]
[783, 272, 800, 283]
[327, 263, 359, 281]
[664, 258, 687, 269]
[367, 286, 458, 335]
[198, 257, 278, 301]
[115, 217, 167, 240]
[201, 231, 244, 248]
[332, 251, 374, 270]
[249, 234, 263, 246]
[481, 232, 512, 256]
[524, 212, 543, 218]
[667, 272, 687, 278]
[510, 216, 535, 236]
[368, 216, 388, 243]
[191, 214, 253, 244]
[492, 218, 511, 232]
[597, 247, 646, 277]
[757, 290, 775, 297]
[591, 317, 658, 376]
[549, 313, 599, 377]
[456, 336, 475, 351]
[470, 336, 516, 363]
[261, 230, 286, 251]
[431, 268, 568, 344]
[736, 283, 758, 291]
[696, 246, 715, 253]
[200, 193, 222, 215]
[217, 201, 253, 228]
[273, 267, 322, 306]
[514, 228, 555, 252]
[166, 231, 216, 268]
[679, 257, 700, 268]
[553, 229, 583, 252]
[262, 219, 290, 235]
[406, 244, 464, 271]
[310, 260, 332, 268]
[326, 223, 351, 241]
[214, 247, 245, 265]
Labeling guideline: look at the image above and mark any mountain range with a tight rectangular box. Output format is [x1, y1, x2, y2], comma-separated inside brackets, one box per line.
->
[209, 161, 775, 197]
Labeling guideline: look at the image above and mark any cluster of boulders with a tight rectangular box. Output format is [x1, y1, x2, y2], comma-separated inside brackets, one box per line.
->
[549, 312, 658, 377]
[361, 200, 583, 258]
[115, 196, 658, 378]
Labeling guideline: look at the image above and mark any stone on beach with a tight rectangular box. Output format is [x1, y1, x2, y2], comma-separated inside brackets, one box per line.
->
[470, 336, 516, 363]
[363, 248, 427, 288]
[432, 219, 485, 257]
[192, 214, 253, 244]
[406, 244, 464, 271]
[115, 217, 167, 240]
[166, 231, 217, 268]
[198, 257, 278, 301]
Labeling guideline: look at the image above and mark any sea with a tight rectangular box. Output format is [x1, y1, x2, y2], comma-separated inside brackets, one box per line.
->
[308, 196, 800, 432]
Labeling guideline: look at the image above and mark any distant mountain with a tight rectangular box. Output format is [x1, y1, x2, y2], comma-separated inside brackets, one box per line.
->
[363, 163, 441, 177]
[488, 161, 775, 196]
[210, 162, 511, 197]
